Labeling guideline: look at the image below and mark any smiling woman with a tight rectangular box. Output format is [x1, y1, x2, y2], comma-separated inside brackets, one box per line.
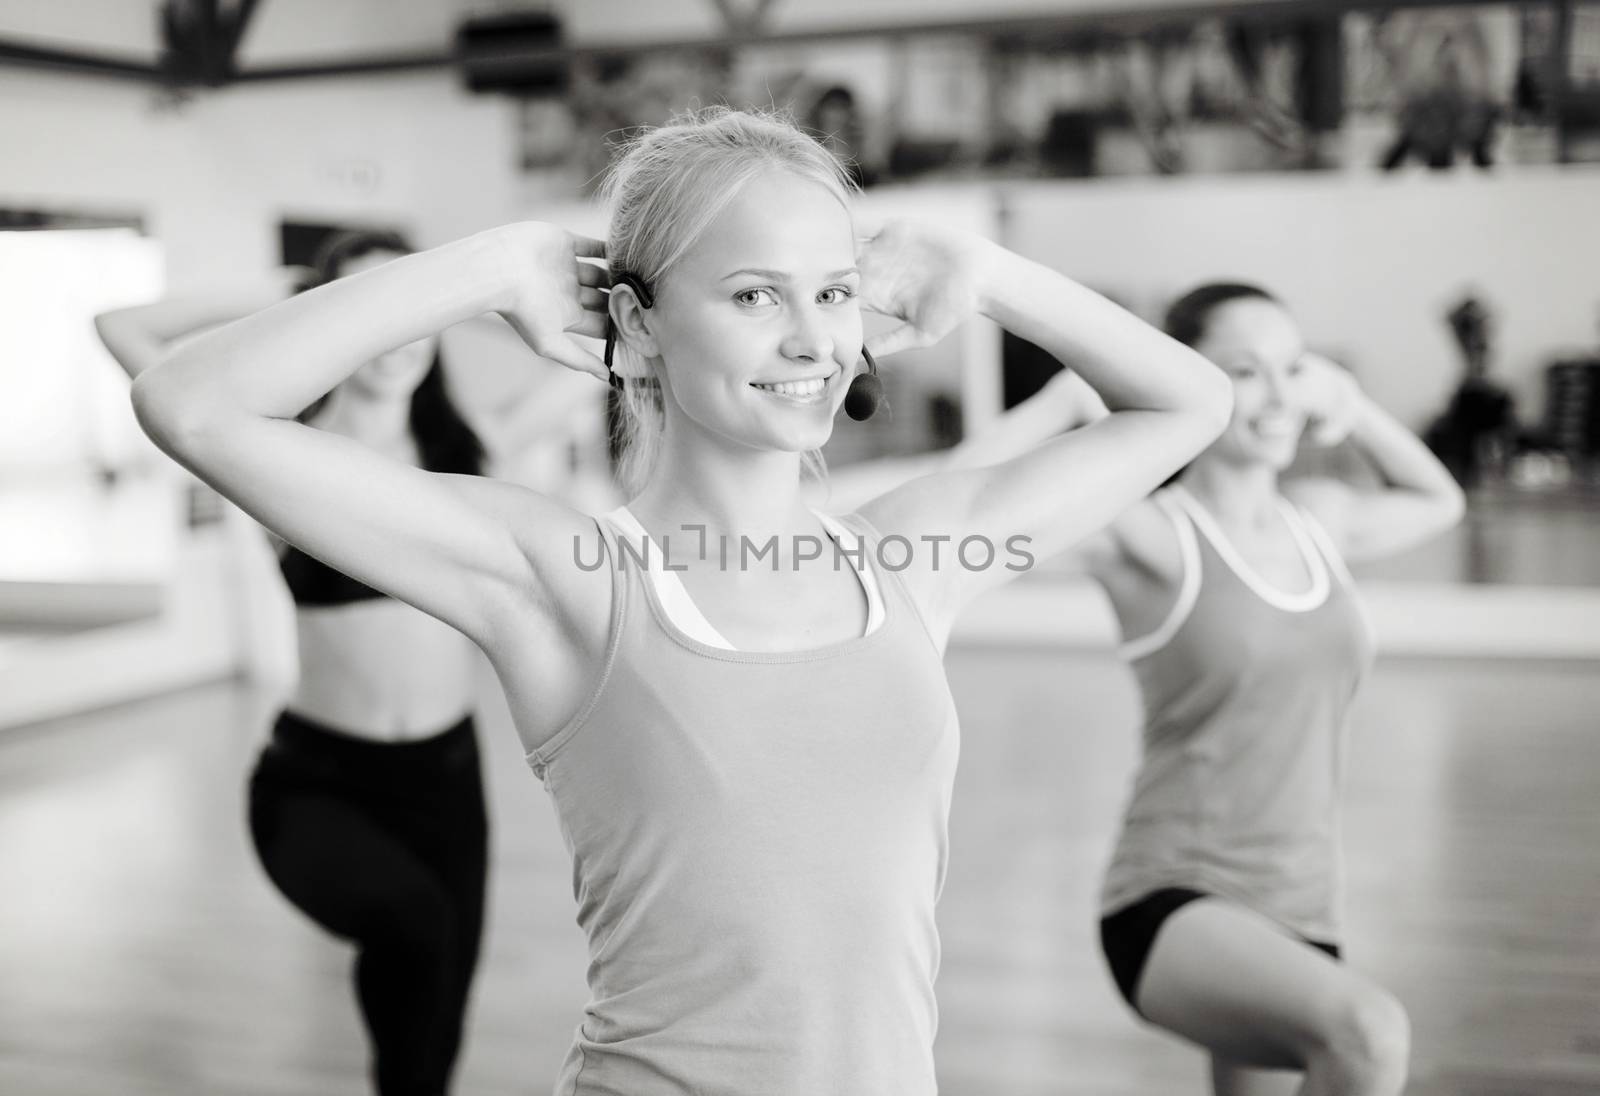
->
[129, 105, 1231, 1096]
[919, 278, 1464, 1096]
[600, 115, 864, 497]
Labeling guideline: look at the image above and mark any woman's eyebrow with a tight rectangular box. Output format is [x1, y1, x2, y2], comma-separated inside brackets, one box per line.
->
[720, 267, 859, 282]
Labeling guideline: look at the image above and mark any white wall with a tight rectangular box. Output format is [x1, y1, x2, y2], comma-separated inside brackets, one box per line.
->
[0, 229, 164, 473]
[0, 0, 163, 58]
[0, 65, 529, 282]
[1000, 168, 1600, 428]
[238, 0, 467, 66]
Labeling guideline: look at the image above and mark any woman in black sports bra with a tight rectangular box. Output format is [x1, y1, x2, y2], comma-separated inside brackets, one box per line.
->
[96, 231, 512, 1096]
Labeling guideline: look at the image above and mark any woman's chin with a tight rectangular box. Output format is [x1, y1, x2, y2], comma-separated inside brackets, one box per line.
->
[1209, 436, 1298, 472]
[751, 410, 837, 453]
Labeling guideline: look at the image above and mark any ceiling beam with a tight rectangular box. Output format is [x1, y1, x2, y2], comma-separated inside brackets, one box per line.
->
[0, 39, 163, 83]
[231, 50, 455, 82]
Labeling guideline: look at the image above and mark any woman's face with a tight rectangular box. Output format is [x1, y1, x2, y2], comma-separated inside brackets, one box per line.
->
[644, 169, 863, 457]
[336, 249, 438, 403]
[1194, 297, 1309, 470]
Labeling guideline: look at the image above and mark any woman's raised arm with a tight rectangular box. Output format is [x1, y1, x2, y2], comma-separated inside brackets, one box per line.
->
[132, 223, 610, 645]
[856, 221, 1231, 627]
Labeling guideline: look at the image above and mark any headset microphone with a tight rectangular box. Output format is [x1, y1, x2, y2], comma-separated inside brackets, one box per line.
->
[843, 347, 886, 422]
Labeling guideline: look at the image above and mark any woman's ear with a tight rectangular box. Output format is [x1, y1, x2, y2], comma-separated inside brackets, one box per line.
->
[610, 284, 660, 369]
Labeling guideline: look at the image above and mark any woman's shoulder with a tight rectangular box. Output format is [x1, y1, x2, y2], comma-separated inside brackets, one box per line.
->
[451, 476, 616, 656]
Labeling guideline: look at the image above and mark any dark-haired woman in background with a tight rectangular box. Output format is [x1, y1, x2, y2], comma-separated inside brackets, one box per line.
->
[920, 282, 1462, 1095]
[95, 230, 581, 1095]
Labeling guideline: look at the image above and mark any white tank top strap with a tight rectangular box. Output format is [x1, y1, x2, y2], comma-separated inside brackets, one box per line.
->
[1168, 484, 1330, 612]
[812, 509, 887, 635]
[604, 506, 886, 652]
[604, 506, 736, 650]
[1119, 491, 1202, 661]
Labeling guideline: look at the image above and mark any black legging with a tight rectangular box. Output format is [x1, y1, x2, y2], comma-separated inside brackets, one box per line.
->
[249, 709, 488, 1096]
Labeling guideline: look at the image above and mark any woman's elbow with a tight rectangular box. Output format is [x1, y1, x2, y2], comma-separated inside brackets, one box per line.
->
[131, 368, 211, 457]
[1191, 365, 1235, 438]
[1435, 478, 1468, 530]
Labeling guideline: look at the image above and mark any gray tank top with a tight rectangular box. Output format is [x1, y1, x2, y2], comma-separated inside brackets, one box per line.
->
[527, 511, 960, 1096]
[1101, 485, 1375, 941]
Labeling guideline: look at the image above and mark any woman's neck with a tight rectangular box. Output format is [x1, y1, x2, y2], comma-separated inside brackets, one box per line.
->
[1178, 456, 1282, 529]
[633, 438, 815, 542]
[320, 388, 412, 447]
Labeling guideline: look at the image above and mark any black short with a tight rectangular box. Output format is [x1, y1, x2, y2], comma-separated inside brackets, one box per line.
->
[1099, 888, 1341, 1015]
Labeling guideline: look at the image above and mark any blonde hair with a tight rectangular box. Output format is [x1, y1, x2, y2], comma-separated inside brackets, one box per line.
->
[601, 106, 859, 497]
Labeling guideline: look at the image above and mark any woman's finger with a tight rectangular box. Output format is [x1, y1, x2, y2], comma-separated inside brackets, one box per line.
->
[865, 323, 930, 359]
[853, 214, 887, 243]
[542, 333, 609, 380]
[858, 295, 904, 319]
[565, 311, 610, 342]
[579, 286, 608, 311]
[576, 261, 609, 288]
[571, 234, 607, 259]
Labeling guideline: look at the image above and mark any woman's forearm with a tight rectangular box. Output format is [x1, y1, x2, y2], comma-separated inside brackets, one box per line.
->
[96, 276, 296, 381]
[1348, 394, 1466, 510]
[976, 249, 1231, 425]
[944, 369, 1108, 470]
[134, 230, 514, 436]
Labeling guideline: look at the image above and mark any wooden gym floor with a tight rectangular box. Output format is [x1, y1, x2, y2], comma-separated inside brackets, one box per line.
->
[0, 649, 1596, 1095]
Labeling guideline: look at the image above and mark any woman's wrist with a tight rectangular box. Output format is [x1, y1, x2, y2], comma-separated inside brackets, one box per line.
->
[1347, 389, 1379, 431]
[442, 226, 531, 319]
[972, 238, 1029, 322]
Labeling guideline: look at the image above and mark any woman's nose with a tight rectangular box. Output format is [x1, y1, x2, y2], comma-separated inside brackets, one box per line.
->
[779, 305, 834, 364]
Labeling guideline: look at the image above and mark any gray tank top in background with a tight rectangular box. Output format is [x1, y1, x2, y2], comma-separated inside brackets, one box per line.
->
[527, 512, 960, 1096]
[1101, 485, 1375, 942]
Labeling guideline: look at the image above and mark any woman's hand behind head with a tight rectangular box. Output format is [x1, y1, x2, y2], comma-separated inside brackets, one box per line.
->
[1299, 351, 1364, 447]
[490, 223, 611, 380]
[856, 219, 999, 358]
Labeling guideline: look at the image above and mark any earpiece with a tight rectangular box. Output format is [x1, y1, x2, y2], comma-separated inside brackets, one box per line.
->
[843, 347, 886, 422]
[604, 272, 655, 392]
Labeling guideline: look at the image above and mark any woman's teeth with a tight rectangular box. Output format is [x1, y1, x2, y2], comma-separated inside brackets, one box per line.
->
[753, 377, 828, 397]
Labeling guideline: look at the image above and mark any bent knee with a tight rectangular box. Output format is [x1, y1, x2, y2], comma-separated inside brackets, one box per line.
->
[1322, 987, 1411, 1079]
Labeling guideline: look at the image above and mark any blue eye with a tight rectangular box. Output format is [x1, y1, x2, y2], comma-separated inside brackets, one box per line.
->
[734, 287, 777, 307]
[818, 286, 856, 305]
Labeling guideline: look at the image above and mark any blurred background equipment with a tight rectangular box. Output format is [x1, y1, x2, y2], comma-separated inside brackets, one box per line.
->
[1542, 354, 1600, 475]
[1424, 294, 1518, 488]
